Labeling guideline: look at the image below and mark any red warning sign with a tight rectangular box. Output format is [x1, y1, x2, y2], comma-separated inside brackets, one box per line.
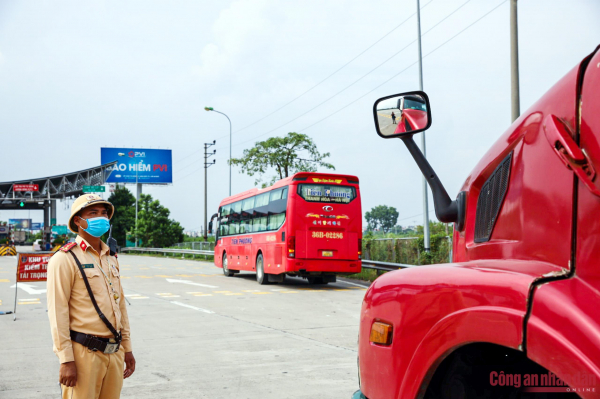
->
[17, 253, 51, 282]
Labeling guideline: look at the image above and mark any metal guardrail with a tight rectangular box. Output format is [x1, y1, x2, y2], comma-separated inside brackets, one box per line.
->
[122, 247, 413, 271]
[361, 259, 415, 271]
[121, 247, 214, 259]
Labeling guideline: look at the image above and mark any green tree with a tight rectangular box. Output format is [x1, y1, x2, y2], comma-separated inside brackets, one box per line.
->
[416, 221, 453, 236]
[365, 205, 399, 233]
[230, 132, 335, 186]
[136, 193, 184, 248]
[105, 185, 136, 247]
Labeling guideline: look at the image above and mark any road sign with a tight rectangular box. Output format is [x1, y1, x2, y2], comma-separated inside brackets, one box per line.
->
[82, 185, 105, 193]
[51, 225, 68, 235]
[101, 147, 173, 184]
[9, 219, 32, 229]
[13, 184, 39, 192]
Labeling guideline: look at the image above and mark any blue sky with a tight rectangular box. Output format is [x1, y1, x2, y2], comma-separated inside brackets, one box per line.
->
[1, 0, 599, 231]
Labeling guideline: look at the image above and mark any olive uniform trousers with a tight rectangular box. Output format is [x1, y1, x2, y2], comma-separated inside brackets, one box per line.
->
[61, 342, 125, 399]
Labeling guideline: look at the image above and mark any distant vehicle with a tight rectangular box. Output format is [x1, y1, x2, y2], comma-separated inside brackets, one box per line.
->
[355, 46, 600, 398]
[13, 231, 26, 245]
[32, 239, 42, 251]
[212, 172, 362, 285]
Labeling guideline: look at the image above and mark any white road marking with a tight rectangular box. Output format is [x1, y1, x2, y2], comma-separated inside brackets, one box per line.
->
[339, 280, 369, 288]
[166, 278, 217, 288]
[10, 283, 46, 294]
[170, 301, 214, 314]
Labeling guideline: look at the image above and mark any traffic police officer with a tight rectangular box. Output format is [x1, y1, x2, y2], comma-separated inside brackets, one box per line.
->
[47, 194, 135, 398]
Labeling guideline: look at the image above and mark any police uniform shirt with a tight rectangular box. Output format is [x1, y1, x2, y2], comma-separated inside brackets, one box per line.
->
[47, 236, 132, 363]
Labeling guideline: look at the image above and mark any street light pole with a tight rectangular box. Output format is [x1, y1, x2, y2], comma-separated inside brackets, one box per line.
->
[416, 0, 430, 252]
[510, 0, 520, 122]
[205, 107, 232, 195]
[135, 160, 143, 248]
[204, 141, 216, 240]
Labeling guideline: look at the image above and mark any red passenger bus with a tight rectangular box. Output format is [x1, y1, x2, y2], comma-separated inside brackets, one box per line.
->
[212, 172, 362, 285]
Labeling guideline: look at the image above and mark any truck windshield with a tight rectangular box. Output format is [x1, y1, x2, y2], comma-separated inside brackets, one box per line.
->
[297, 184, 356, 204]
[403, 98, 427, 111]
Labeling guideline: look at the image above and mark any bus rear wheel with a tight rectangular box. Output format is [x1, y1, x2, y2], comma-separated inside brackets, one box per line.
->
[256, 253, 268, 285]
[223, 252, 234, 277]
[307, 276, 327, 285]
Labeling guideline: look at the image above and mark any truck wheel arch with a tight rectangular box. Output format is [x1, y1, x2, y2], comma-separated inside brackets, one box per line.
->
[399, 307, 525, 398]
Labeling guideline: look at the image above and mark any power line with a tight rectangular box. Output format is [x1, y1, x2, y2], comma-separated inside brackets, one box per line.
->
[222, 0, 475, 150]
[297, 0, 507, 133]
[173, 2, 435, 172]
[176, 0, 505, 177]
[211, 0, 436, 141]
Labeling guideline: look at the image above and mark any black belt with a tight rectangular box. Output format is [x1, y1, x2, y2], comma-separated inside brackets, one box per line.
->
[70, 330, 121, 354]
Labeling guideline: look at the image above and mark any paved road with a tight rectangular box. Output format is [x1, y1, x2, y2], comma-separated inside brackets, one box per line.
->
[0, 250, 367, 398]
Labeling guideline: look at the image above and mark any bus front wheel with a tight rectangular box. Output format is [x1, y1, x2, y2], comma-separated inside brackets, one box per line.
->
[256, 253, 268, 285]
[223, 252, 234, 277]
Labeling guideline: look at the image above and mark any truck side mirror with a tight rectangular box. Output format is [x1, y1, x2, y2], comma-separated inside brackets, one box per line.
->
[373, 91, 431, 138]
[372, 90, 465, 230]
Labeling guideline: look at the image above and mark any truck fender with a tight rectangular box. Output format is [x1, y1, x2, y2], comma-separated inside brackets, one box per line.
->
[399, 307, 524, 399]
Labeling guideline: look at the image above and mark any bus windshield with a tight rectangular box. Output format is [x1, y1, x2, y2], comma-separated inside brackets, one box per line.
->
[297, 184, 356, 204]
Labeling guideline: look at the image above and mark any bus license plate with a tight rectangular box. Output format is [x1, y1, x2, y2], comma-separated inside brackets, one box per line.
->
[322, 251, 333, 257]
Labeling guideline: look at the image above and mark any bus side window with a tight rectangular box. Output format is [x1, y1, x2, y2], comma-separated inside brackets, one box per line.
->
[241, 197, 255, 234]
[230, 221, 240, 235]
[268, 188, 287, 231]
[215, 207, 221, 240]
[253, 192, 270, 229]
[268, 213, 285, 231]
[220, 205, 231, 236]
[253, 216, 267, 232]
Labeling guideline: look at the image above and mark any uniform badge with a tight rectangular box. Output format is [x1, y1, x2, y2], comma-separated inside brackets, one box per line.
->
[80, 241, 88, 251]
[82, 264, 94, 269]
[60, 242, 77, 252]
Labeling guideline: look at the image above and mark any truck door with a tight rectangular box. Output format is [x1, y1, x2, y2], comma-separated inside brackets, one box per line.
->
[526, 48, 600, 391]
[576, 47, 600, 280]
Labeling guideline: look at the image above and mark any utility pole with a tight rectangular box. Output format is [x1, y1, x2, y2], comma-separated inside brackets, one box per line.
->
[204, 140, 216, 240]
[416, 0, 430, 252]
[510, 0, 520, 122]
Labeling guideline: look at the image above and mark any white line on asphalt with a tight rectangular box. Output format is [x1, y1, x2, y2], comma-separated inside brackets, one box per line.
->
[170, 301, 214, 314]
[10, 283, 46, 294]
[166, 278, 218, 288]
[338, 280, 369, 288]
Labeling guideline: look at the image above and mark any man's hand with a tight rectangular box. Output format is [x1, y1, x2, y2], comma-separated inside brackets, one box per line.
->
[124, 352, 136, 379]
[59, 361, 77, 387]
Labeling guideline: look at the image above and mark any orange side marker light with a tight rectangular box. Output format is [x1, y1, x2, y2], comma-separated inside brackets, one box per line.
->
[370, 321, 393, 345]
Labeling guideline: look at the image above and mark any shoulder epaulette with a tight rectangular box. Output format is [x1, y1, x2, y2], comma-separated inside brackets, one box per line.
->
[60, 242, 77, 252]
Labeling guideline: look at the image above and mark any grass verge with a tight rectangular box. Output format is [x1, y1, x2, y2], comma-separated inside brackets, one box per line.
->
[347, 268, 385, 283]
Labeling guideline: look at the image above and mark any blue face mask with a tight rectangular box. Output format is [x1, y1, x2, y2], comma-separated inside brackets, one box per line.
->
[80, 217, 110, 237]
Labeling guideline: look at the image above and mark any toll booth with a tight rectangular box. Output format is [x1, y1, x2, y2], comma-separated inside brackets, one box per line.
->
[0, 162, 117, 246]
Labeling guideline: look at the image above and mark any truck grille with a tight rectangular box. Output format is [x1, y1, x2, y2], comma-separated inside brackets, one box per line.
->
[474, 152, 512, 242]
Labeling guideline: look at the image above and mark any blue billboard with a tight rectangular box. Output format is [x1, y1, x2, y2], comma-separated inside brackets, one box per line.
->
[101, 148, 172, 184]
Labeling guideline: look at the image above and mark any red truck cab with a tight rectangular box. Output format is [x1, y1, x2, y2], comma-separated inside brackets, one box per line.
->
[356, 46, 600, 398]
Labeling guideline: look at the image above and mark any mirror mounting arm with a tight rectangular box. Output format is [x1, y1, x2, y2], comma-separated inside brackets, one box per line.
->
[400, 135, 466, 231]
